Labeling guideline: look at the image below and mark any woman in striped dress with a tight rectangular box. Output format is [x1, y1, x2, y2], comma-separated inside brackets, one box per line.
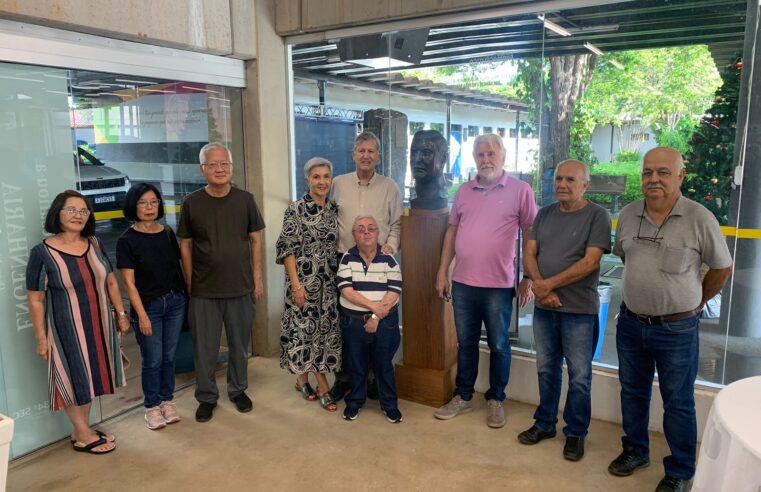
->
[26, 190, 130, 455]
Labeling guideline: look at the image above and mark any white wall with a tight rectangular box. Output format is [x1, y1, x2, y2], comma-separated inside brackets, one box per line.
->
[591, 123, 657, 163]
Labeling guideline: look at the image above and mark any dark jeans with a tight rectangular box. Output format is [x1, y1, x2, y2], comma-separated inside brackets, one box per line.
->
[532, 307, 597, 438]
[452, 282, 514, 402]
[132, 291, 186, 408]
[616, 304, 699, 480]
[341, 311, 400, 411]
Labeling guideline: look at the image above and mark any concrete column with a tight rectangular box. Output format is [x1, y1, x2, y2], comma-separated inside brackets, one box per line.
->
[244, 0, 292, 356]
[722, 0, 761, 383]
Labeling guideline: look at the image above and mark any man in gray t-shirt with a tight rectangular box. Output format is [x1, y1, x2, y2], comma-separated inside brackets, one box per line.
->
[518, 159, 611, 462]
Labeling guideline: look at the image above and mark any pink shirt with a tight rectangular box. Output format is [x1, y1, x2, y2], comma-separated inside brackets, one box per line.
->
[449, 172, 537, 288]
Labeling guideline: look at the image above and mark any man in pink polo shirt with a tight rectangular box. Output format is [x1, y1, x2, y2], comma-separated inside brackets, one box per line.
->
[434, 133, 537, 428]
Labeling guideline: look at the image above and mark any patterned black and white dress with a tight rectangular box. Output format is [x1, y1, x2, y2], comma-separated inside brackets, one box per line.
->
[276, 193, 341, 373]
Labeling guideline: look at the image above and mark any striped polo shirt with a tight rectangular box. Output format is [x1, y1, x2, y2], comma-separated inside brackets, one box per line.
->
[337, 245, 402, 313]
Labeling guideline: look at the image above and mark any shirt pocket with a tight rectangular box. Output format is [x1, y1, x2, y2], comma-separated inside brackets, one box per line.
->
[659, 245, 693, 274]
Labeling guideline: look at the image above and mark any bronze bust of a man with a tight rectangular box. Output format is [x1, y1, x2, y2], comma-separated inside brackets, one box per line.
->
[410, 130, 448, 210]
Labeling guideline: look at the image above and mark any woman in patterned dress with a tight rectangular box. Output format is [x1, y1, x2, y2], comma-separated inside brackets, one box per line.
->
[276, 157, 340, 412]
[26, 190, 130, 454]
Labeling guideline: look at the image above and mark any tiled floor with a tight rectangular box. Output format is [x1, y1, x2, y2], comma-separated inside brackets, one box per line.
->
[7, 356, 675, 492]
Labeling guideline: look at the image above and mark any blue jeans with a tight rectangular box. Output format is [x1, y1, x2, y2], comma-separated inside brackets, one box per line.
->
[616, 304, 699, 480]
[132, 291, 186, 408]
[452, 282, 514, 402]
[341, 311, 400, 411]
[532, 307, 597, 438]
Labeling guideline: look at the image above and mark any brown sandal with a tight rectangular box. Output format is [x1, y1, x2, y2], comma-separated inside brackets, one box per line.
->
[295, 380, 318, 401]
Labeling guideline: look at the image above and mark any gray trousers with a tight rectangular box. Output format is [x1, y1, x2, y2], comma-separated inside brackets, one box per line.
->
[189, 295, 255, 404]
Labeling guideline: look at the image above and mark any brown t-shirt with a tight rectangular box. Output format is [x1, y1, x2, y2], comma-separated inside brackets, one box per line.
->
[178, 186, 265, 298]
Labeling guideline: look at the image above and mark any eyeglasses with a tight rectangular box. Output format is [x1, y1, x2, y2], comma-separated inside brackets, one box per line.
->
[202, 161, 232, 170]
[62, 207, 91, 217]
[634, 204, 673, 244]
[137, 199, 161, 208]
[353, 226, 378, 234]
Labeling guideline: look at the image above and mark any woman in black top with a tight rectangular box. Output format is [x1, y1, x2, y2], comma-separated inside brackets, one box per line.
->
[116, 183, 186, 430]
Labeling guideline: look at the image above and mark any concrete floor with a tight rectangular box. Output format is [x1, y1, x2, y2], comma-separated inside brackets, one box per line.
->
[7, 356, 674, 492]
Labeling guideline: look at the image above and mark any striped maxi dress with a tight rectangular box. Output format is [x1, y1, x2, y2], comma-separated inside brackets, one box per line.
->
[25, 237, 125, 411]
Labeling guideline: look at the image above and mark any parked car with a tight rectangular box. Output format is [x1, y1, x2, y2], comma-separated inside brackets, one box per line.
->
[75, 144, 130, 216]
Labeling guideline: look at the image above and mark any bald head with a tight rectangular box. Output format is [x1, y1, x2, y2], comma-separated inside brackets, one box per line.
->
[641, 146, 685, 205]
[643, 147, 683, 171]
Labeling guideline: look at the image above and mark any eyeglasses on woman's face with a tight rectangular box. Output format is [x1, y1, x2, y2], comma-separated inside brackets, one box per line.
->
[137, 199, 161, 208]
[61, 206, 91, 217]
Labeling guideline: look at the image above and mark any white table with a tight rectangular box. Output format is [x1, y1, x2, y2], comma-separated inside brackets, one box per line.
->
[693, 375, 761, 491]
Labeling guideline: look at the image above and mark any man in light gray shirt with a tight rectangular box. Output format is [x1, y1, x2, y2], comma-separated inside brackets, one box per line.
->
[519, 159, 611, 461]
[607, 147, 732, 492]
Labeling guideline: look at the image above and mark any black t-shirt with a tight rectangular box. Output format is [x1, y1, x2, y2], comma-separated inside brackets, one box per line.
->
[177, 186, 265, 298]
[116, 226, 185, 305]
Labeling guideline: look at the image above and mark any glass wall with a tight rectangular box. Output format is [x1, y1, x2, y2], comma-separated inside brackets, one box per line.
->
[0, 61, 243, 458]
[289, 0, 751, 387]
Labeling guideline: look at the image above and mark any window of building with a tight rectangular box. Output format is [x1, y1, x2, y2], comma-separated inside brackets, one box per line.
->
[0, 62, 243, 457]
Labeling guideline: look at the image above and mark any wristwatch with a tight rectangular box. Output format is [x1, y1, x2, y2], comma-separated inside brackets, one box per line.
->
[370, 314, 379, 321]
[117, 310, 128, 318]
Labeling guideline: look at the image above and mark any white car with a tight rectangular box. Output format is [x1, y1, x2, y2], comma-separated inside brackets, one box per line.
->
[76, 146, 130, 217]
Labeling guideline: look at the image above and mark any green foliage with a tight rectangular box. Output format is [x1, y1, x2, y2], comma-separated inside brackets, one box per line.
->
[582, 46, 721, 132]
[682, 55, 742, 224]
[614, 150, 640, 163]
[655, 117, 697, 156]
[569, 104, 598, 164]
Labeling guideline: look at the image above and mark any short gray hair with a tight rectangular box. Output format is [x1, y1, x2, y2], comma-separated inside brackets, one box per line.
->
[352, 215, 378, 229]
[303, 157, 333, 179]
[472, 133, 505, 156]
[352, 131, 381, 153]
[555, 159, 591, 183]
[199, 142, 232, 164]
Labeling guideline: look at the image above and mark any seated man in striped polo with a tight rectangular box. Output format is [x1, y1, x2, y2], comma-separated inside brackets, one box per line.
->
[337, 215, 403, 423]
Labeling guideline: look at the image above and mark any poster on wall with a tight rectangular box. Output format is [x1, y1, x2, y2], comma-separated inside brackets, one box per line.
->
[0, 64, 77, 457]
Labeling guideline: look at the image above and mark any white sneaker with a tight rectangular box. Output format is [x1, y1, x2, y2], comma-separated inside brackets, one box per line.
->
[486, 399, 506, 428]
[434, 395, 473, 420]
[160, 401, 181, 424]
[145, 406, 167, 430]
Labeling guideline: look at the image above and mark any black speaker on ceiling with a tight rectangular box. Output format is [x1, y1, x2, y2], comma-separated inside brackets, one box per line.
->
[337, 29, 429, 66]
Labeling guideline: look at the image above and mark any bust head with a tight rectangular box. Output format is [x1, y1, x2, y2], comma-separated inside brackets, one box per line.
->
[410, 130, 449, 210]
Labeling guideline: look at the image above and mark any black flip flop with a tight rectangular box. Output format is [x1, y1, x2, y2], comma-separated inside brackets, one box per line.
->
[70, 430, 115, 444]
[71, 437, 115, 455]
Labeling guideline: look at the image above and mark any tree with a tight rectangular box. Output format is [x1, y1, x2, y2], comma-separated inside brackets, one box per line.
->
[579, 46, 721, 155]
[682, 56, 742, 224]
[516, 54, 596, 203]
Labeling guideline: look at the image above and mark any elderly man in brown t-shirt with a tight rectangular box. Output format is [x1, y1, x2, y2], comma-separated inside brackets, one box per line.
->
[178, 142, 265, 423]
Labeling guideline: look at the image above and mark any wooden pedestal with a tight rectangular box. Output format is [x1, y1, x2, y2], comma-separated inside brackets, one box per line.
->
[396, 208, 457, 408]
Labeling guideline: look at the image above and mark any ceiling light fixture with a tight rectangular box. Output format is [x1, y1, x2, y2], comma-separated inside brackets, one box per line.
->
[584, 42, 603, 55]
[538, 15, 572, 37]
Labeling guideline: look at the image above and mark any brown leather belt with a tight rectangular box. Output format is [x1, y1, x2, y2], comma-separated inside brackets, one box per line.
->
[342, 305, 398, 321]
[623, 305, 700, 325]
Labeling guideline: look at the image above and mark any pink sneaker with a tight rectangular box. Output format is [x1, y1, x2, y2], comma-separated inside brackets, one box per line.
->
[145, 406, 167, 430]
[160, 401, 181, 424]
